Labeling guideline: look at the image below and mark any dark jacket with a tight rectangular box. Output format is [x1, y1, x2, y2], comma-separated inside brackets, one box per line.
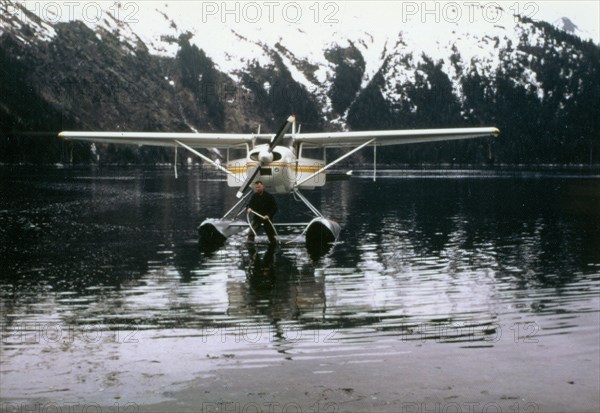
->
[248, 191, 278, 219]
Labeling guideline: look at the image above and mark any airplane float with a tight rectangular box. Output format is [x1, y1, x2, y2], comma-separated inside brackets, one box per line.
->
[59, 116, 499, 254]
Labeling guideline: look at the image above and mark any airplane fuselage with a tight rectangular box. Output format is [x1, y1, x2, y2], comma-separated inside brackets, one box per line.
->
[226, 144, 325, 194]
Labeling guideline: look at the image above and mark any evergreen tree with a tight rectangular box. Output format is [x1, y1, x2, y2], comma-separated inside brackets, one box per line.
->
[176, 35, 225, 129]
[326, 45, 365, 115]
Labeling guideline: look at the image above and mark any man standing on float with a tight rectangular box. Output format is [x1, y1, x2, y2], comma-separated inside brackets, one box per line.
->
[247, 180, 278, 244]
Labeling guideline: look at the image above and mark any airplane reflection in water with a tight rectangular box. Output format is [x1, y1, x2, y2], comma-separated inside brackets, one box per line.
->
[227, 242, 328, 328]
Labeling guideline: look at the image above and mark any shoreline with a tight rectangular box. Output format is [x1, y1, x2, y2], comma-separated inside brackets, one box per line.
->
[3, 332, 598, 413]
[141, 335, 600, 413]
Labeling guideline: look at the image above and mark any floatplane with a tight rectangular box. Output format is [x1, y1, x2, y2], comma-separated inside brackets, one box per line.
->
[59, 116, 499, 254]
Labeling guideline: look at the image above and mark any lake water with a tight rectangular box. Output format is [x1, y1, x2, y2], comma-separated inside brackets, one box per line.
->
[1, 166, 599, 411]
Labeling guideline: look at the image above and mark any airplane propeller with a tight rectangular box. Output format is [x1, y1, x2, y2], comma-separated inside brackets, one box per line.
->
[236, 115, 295, 198]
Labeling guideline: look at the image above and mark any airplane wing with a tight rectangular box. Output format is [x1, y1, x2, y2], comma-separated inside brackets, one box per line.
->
[293, 127, 500, 147]
[58, 131, 257, 148]
[59, 126, 499, 148]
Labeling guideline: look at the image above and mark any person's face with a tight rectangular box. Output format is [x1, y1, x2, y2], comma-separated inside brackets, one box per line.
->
[254, 183, 264, 194]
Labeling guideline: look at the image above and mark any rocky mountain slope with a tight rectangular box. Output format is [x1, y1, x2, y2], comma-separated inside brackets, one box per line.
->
[1, 1, 598, 164]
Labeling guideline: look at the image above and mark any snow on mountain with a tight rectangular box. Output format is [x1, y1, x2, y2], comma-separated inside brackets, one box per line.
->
[0, 1, 57, 43]
[0, 1, 595, 128]
[120, 2, 547, 124]
[552, 16, 594, 42]
[1, 1, 595, 76]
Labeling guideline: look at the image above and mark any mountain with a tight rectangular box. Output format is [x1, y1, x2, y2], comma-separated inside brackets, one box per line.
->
[0, 1, 598, 164]
[553, 16, 593, 41]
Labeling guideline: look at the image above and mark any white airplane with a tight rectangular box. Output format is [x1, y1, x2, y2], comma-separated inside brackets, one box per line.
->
[59, 116, 499, 253]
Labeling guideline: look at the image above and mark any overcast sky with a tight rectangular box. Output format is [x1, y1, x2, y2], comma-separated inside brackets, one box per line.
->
[340, 1, 599, 42]
[155, 1, 600, 43]
[20, 1, 600, 44]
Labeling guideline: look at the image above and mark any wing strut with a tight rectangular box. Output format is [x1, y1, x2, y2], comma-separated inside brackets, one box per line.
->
[174, 140, 235, 177]
[373, 143, 377, 182]
[174, 144, 178, 179]
[293, 189, 323, 218]
[294, 138, 376, 188]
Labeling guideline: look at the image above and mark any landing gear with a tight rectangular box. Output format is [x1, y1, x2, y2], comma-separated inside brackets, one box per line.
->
[197, 188, 340, 256]
[291, 189, 340, 256]
[197, 190, 251, 251]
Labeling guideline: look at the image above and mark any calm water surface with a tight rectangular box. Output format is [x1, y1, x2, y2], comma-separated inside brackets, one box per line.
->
[1, 166, 599, 405]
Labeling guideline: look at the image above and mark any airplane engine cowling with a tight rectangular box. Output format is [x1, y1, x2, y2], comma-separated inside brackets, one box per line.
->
[258, 150, 273, 163]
